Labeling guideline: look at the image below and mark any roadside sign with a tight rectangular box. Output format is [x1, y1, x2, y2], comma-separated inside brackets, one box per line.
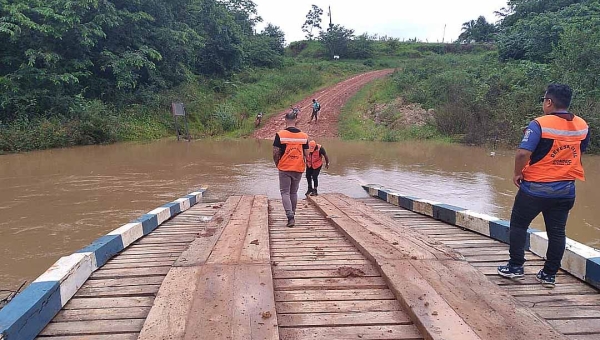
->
[171, 102, 186, 116]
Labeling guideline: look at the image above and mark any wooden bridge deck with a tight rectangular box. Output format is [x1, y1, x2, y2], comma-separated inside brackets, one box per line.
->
[34, 194, 600, 340]
[358, 197, 600, 340]
[35, 202, 224, 339]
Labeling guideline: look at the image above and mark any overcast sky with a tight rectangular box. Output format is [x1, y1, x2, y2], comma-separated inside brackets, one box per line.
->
[254, 0, 508, 44]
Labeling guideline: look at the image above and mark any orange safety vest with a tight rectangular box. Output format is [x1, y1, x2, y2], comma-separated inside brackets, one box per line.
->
[307, 144, 323, 169]
[522, 114, 588, 182]
[277, 129, 308, 172]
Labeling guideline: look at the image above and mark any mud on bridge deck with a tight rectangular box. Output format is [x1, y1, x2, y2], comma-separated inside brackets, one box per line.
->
[18, 193, 600, 339]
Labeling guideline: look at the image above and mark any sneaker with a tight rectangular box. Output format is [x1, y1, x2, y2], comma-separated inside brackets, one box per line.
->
[309, 189, 318, 196]
[286, 217, 295, 228]
[305, 189, 312, 196]
[497, 264, 525, 279]
[536, 270, 556, 288]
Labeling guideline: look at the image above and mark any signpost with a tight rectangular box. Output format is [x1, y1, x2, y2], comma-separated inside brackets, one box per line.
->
[171, 102, 190, 141]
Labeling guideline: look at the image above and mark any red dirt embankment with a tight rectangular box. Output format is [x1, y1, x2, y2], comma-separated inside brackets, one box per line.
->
[252, 69, 395, 139]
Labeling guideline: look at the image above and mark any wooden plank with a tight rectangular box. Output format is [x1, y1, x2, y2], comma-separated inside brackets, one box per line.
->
[504, 283, 598, 296]
[36, 334, 138, 340]
[175, 196, 242, 267]
[76, 284, 160, 297]
[534, 306, 600, 319]
[53, 307, 151, 322]
[182, 264, 279, 340]
[39, 319, 145, 336]
[271, 255, 366, 261]
[549, 319, 600, 335]
[138, 267, 202, 340]
[101, 261, 174, 269]
[274, 289, 395, 302]
[518, 294, 600, 307]
[63, 297, 154, 309]
[310, 195, 460, 262]
[278, 325, 422, 339]
[278, 311, 411, 327]
[411, 260, 568, 340]
[379, 260, 481, 340]
[276, 300, 401, 313]
[239, 195, 270, 264]
[91, 267, 170, 279]
[206, 195, 254, 264]
[272, 263, 376, 271]
[274, 277, 388, 290]
[272, 268, 380, 279]
[271, 259, 371, 266]
[84, 277, 165, 288]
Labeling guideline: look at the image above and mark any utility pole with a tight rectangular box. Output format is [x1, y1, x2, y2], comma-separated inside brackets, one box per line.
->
[442, 24, 446, 43]
[328, 6, 333, 29]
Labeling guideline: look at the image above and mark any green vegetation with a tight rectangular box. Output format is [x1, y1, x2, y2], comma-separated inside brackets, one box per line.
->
[339, 77, 446, 143]
[2, 0, 599, 153]
[348, 0, 599, 151]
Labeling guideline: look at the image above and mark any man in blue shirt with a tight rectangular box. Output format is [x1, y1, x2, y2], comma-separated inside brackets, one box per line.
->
[498, 84, 590, 288]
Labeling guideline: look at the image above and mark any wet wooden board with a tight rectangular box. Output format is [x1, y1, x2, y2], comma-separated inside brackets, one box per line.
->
[315, 194, 570, 340]
[358, 196, 600, 339]
[269, 199, 424, 340]
[37, 201, 224, 339]
[140, 195, 278, 340]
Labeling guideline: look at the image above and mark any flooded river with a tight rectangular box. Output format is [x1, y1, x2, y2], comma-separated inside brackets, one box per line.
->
[1, 138, 599, 292]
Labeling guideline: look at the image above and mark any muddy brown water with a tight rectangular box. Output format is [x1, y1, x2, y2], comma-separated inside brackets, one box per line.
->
[1, 139, 599, 292]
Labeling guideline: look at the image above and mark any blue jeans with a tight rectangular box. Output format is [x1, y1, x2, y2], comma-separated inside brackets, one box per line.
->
[508, 190, 575, 275]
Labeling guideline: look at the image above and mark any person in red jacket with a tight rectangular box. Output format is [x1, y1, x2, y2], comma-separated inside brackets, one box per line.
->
[273, 112, 309, 227]
[498, 84, 590, 288]
[305, 140, 330, 196]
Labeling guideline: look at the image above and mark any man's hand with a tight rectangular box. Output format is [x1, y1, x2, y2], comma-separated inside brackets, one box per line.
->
[325, 163, 329, 169]
[513, 148, 532, 188]
[272, 146, 281, 167]
[513, 173, 523, 188]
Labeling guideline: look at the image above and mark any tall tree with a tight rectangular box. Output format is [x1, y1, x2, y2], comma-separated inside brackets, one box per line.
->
[301, 5, 323, 40]
[457, 16, 497, 43]
[319, 24, 354, 57]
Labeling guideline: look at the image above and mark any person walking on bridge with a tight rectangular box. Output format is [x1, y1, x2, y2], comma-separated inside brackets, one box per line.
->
[305, 140, 330, 196]
[498, 84, 590, 288]
[273, 112, 310, 228]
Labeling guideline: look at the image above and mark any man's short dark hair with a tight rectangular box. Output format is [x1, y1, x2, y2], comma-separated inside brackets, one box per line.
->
[285, 112, 297, 120]
[546, 84, 572, 109]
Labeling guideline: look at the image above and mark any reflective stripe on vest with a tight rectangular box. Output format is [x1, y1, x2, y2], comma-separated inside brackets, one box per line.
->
[523, 115, 588, 182]
[307, 145, 323, 169]
[277, 130, 308, 172]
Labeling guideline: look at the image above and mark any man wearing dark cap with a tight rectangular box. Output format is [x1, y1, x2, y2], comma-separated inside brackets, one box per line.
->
[273, 112, 310, 227]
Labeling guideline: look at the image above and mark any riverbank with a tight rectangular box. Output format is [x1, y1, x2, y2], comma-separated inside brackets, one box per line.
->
[0, 60, 377, 154]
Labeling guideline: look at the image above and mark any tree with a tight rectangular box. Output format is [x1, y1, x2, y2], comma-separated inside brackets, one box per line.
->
[348, 33, 375, 59]
[301, 5, 323, 40]
[457, 16, 498, 43]
[318, 24, 354, 57]
[261, 23, 285, 54]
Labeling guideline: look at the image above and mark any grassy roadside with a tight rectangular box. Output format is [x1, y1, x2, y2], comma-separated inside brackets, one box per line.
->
[0, 60, 373, 154]
[338, 75, 448, 142]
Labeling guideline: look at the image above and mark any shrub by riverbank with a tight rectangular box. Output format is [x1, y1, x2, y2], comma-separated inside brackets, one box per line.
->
[0, 60, 370, 154]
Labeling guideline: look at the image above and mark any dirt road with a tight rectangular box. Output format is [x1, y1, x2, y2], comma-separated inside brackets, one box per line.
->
[253, 69, 395, 139]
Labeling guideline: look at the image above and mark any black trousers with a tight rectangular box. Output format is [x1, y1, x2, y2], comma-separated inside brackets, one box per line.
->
[306, 166, 322, 190]
[508, 190, 575, 275]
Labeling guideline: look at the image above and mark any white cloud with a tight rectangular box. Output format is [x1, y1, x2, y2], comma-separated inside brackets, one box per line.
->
[254, 0, 508, 44]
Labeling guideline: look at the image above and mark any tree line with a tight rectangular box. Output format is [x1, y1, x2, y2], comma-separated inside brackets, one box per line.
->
[397, 0, 599, 150]
[0, 0, 285, 127]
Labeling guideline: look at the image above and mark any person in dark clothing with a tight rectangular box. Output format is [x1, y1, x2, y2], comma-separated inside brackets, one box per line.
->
[305, 140, 330, 196]
[497, 84, 590, 288]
